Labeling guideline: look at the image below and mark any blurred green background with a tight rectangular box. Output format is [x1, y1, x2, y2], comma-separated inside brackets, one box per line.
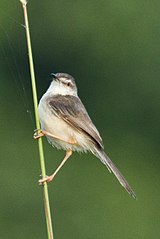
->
[0, 0, 160, 238]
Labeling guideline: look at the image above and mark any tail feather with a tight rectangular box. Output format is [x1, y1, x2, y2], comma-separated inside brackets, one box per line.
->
[94, 149, 136, 199]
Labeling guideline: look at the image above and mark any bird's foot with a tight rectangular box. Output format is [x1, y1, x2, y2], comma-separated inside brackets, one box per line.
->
[38, 175, 54, 185]
[33, 129, 44, 139]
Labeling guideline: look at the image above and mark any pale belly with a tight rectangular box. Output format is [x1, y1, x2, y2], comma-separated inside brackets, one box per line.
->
[38, 99, 92, 152]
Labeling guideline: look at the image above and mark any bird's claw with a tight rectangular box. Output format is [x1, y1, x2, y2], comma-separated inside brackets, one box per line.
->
[33, 129, 43, 139]
[38, 175, 54, 185]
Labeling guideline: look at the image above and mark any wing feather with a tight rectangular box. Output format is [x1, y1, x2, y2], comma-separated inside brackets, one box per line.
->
[47, 95, 104, 149]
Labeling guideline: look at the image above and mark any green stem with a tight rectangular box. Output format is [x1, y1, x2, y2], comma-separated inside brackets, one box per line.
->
[20, 1, 54, 238]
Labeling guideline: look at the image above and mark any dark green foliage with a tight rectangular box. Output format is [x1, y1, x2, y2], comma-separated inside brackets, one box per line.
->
[0, 0, 160, 238]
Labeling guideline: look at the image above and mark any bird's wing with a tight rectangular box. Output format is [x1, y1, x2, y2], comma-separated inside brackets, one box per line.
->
[47, 94, 104, 149]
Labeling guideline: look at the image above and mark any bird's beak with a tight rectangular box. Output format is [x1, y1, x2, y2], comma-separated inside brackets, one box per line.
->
[50, 73, 57, 80]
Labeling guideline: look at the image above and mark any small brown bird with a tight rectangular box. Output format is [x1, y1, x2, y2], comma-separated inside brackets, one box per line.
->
[35, 73, 136, 199]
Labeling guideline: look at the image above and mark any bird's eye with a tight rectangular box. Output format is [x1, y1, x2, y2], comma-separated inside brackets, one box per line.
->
[67, 82, 71, 87]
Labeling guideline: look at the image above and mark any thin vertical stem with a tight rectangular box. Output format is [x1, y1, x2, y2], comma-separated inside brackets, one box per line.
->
[20, 1, 54, 238]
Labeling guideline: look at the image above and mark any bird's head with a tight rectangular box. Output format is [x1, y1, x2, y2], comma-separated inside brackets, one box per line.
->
[48, 73, 78, 96]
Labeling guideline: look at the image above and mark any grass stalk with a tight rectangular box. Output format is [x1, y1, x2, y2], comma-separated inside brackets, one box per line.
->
[20, 1, 54, 238]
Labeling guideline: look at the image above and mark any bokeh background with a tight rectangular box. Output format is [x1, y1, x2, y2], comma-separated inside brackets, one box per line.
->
[1, 0, 160, 238]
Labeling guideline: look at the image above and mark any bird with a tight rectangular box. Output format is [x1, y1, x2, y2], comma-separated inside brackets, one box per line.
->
[34, 72, 136, 199]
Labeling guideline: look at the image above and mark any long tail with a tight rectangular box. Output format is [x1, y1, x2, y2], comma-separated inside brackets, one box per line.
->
[94, 149, 136, 199]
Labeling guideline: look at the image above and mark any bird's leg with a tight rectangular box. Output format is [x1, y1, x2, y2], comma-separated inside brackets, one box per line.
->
[34, 129, 77, 145]
[39, 149, 73, 184]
